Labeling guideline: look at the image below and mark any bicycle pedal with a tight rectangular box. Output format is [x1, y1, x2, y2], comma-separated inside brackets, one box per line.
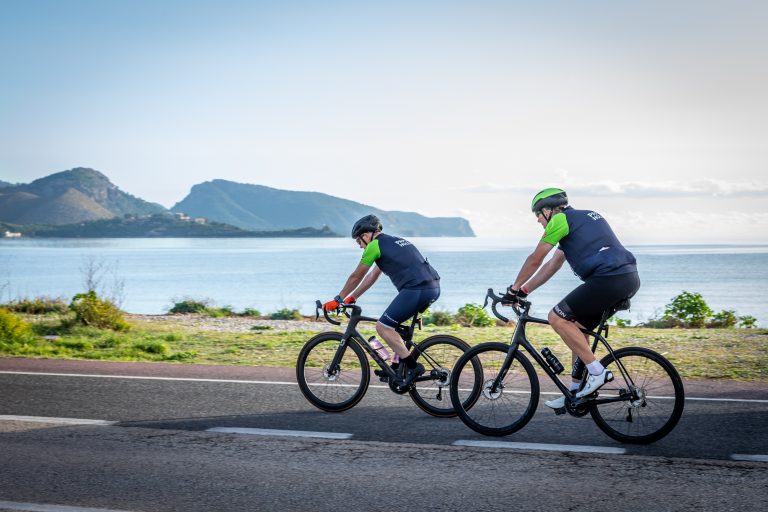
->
[554, 407, 566, 416]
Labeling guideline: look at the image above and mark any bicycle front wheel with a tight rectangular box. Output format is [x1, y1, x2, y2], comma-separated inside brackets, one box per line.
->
[450, 342, 539, 436]
[590, 347, 684, 444]
[409, 335, 481, 418]
[296, 332, 370, 412]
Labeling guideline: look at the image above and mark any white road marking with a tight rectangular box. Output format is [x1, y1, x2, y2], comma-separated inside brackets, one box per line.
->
[0, 371, 297, 386]
[453, 440, 626, 454]
[0, 500, 138, 512]
[0, 415, 114, 426]
[207, 427, 352, 439]
[731, 454, 768, 462]
[1, 371, 766, 403]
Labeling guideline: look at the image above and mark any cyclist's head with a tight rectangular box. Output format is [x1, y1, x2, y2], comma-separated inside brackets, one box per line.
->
[531, 188, 568, 216]
[351, 214, 382, 239]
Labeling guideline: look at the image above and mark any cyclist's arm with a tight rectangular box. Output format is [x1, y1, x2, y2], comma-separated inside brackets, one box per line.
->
[338, 263, 370, 299]
[349, 265, 382, 298]
[523, 248, 566, 293]
[511, 241, 556, 290]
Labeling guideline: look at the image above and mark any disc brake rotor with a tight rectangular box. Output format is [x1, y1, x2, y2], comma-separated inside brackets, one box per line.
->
[431, 367, 450, 387]
[322, 364, 339, 382]
[482, 379, 503, 400]
[629, 386, 647, 407]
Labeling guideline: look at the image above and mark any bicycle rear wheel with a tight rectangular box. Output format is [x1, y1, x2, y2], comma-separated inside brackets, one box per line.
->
[450, 342, 539, 436]
[409, 335, 481, 418]
[296, 332, 370, 412]
[590, 347, 684, 444]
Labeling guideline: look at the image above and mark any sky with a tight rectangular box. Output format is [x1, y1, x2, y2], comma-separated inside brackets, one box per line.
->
[1, 0, 766, 243]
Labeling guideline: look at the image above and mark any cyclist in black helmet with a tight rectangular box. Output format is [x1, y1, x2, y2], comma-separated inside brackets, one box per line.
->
[323, 214, 441, 388]
[503, 188, 640, 409]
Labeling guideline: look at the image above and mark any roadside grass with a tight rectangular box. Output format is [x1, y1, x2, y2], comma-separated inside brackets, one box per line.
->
[1, 314, 766, 381]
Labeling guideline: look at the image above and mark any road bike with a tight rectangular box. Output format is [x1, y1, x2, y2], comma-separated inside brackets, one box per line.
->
[449, 289, 685, 443]
[296, 301, 482, 417]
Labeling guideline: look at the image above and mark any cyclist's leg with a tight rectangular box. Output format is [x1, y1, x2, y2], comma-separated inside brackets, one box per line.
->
[549, 291, 601, 365]
[376, 288, 425, 357]
[377, 287, 440, 354]
[377, 287, 439, 384]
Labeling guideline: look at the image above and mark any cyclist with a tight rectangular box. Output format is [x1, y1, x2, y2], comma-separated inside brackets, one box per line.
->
[323, 214, 441, 387]
[503, 188, 640, 409]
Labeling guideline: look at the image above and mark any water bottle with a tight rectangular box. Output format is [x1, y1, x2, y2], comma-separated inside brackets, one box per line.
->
[368, 336, 390, 361]
[541, 347, 564, 374]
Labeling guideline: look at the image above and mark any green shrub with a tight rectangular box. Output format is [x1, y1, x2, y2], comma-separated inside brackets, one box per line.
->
[96, 336, 120, 348]
[663, 291, 713, 328]
[241, 308, 261, 317]
[251, 325, 272, 331]
[163, 333, 183, 342]
[640, 316, 684, 328]
[133, 341, 168, 354]
[613, 318, 632, 328]
[3, 297, 69, 315]
[707, 310, 738, 328]
[208, 306, 235, 318]
[424, 310, 455, 326]
[0, 308, 32, 342]
[270, 308, 303, 320]
[738, 315, 758, 328]
[70, 291, 130, 331]
[455, 303, 494, 327]
[168, 299, 210, 314]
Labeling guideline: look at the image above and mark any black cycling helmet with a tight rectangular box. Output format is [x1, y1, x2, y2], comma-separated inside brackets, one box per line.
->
[531, 188, 568, 213]
[351, 214, 382, 238]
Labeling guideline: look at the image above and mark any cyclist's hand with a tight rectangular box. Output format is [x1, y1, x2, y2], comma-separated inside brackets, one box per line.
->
[501, 285, 527, 305]
[323, 299, 341, 312]
[343, 296, 356, 304]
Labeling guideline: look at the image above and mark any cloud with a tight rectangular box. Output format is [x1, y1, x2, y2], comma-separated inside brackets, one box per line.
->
[461, 178, 768, 198]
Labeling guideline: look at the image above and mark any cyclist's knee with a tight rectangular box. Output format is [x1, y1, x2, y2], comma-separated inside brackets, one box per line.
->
[376, 318, 397, 334]
[548, 309, 567, 329]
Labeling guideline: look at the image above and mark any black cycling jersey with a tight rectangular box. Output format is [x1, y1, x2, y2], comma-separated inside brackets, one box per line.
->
[542, 206, 637, 280]
[360, 233, 440, 291]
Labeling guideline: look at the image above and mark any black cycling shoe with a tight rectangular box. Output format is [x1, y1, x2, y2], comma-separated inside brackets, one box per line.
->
[374, 369, 388, 382]
[400, 363, 425, 388]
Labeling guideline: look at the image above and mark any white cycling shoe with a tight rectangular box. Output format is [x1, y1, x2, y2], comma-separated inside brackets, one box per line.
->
[575, 369, 613, 398]
[544, 395, 566, 409]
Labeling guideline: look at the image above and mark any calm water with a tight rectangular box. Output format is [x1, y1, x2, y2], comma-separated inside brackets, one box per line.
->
[1, 238, 767, 326]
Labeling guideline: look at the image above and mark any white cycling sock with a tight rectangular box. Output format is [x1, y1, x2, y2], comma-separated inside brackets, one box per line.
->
[587, 361, 605, 376]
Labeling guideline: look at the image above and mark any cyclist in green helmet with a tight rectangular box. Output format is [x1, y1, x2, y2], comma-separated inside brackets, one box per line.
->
[503, 188, 640, 409]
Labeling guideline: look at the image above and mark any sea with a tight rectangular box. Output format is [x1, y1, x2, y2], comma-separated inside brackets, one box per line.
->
[1, 238, 766, 326]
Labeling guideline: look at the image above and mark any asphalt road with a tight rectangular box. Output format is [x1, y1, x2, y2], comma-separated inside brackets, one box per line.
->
[1, 359, 766, 511]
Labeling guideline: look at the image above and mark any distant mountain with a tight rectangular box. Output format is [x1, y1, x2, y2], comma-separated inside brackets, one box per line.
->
[0, 168, 166, 225]
[0, 180, 13, 188]
[172, 180, 474, 237]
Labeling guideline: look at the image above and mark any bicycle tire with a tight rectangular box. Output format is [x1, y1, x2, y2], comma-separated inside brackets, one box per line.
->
[409, 335, 482, 418]
[450, 342, 539, 436]
[590, 347, 684, 444]
[296, 331, 370, 412]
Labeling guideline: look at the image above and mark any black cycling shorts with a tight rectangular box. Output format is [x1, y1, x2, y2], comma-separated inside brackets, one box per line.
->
[553, 272, 640, 331]
[379, 286, 440, 329]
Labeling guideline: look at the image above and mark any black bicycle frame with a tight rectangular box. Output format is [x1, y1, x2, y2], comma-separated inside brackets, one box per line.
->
[485, 290, 637, 406]
[315, 301, 435, 384]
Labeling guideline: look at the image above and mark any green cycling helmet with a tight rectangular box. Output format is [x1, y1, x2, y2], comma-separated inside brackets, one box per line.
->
[531, 188, 568, 213]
